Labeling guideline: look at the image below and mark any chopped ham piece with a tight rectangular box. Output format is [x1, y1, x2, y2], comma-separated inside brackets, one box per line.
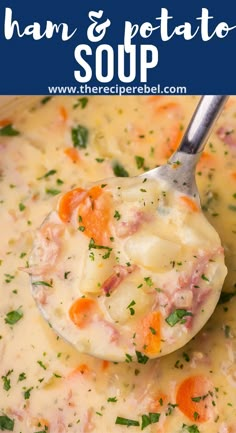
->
[101, 264, 137, 295]
[115, 210, 153, 238]
[217, 125, 236, 149]
[22, 222, 65, 277]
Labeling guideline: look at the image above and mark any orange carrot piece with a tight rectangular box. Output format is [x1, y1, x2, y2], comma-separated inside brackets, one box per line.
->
[149, 392, 168, 412]
[176, 375, 214, 422]
[179, 195, 199, 212]
[231, 171, 236, 180]
[64, 147, 80, 163]
[0, 118, 12, 127]
[59, 106, 68, 122]
[101, 360, 110, 370]
[58, 187, 85, 223]
[147, 96, 163, 103]
[68, 363, 90, 377]
[31, 417, 50, 429]
[77, 185, 111, 245]
[163, 125, 183, 158]
[69, 298, 98, 328]
[155, 102, 180, 113]
[138, 311, 162, 355]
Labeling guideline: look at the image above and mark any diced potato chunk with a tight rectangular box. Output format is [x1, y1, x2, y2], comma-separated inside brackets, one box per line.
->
[124, 234, 181, 271]
[105, 280, 151, 324]
[80, 250, 116, 294]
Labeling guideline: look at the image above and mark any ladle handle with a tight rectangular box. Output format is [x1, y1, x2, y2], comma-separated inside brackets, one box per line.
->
[178, 95, 228, 155]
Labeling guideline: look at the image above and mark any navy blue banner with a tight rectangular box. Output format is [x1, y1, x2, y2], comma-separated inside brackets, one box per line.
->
[0, 0, 235, 94]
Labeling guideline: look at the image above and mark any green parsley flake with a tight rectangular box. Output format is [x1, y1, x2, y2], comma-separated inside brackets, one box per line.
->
[73, 97, 88, 109]
[71, 125, 89, 148]
[24, 386, 33, 400]
[165, 309, 193, 327]
[141, 413, 160, 430]
[18, 202, 26, 212]
[32, 281, 53, 288]
[107, 396, 117, 402]
[37, 169, 57, 180]
[115, 417, 139, 427]
[1, 370, 13, 391]
[0, 124, 20, 136]
[114, 210, 121, 220]
[135, 351, 149, 364]
[135, 155, 145, 169]
[0, 414, 14, 431]
[112, 161, 129, 177]
[182, 424, 200, 433]
[5, 308, 23, 325]
[45, 188, 61, 196]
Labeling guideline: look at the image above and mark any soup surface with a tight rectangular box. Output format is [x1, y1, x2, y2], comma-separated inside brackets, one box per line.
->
[0, 95, 236, 432]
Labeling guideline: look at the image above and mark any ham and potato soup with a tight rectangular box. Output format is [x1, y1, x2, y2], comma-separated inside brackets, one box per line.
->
[0, 95, 236, 432]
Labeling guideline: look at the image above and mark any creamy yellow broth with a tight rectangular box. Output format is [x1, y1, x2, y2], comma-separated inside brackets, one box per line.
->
[0, 95, 236, 432]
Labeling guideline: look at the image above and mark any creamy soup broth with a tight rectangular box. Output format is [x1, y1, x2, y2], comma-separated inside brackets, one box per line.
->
[0, 95, 236, 433]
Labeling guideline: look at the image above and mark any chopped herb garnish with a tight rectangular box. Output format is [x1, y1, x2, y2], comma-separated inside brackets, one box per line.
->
[64, 271, 71, 280]
[127, 300, 136, 316]
[165, 309, 193, 327]
[218, 291, 236, 304]
[0, 124, 20, 136]
[45, 188, 61, 196]
[0, 414, 14, 431]
[144, 277, 153, 287]
[24, 386, 33, 399]
[18, 202, 26, 212]
[78, 226, 85, 232]
[1, 370, 13, 391]
[114, 210, 121, 221]
[32, 281, 53, 288]
[149, 327, 156, 335]
[135, 156, 145, 169]
[18, 372, 26, 382]
[71, 125, 89, 148]
[57, 178, 64, 185]
[201, 274, 209, 282]
[88, 238, 112, 259]
[115, 417, 139, 427]
[37, 169, 57, 180]
[5, 308, 23, 325]
[37, 360, 47, 370]
[112, 161, 129, 177]
[182, 424, 200, 433]
[141, 413, 160, 430]
[95, 158, 104, 163]
[135, 351, 149, 364]
[182, 352, 190, 362]
[41, 96, 52, 104]
[107, 396, 117, 402]
[73, 97, 88, 109]
[125, 353, 133, 363]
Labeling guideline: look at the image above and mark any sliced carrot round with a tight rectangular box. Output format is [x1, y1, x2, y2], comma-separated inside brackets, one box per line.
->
[64, 147, 80, 163]
[77, 185, 111, 246]
[137, 311, 162, 355]
[58, 187, 85, 222]
[179, 195, 199, 212]
[176, 375, 214, 422]
[69, 297, 98, 328]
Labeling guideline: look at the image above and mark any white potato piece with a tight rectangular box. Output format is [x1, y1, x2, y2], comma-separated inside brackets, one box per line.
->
[124, 234, 181, 271]
[105, 280, 151, 324]
[80, 250, 116, 294]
